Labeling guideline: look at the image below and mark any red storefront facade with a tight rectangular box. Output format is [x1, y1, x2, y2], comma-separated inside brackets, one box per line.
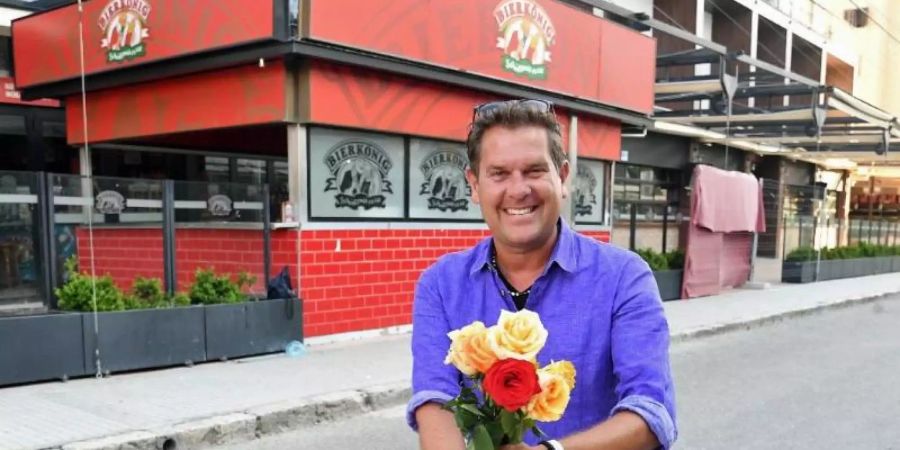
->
[13, 0, 655, 338]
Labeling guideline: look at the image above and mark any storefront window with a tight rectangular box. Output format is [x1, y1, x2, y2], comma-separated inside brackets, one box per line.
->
[308, 127, 406, 219]
[0, 171, 43, 307]
[612, 163, 683, 252]
[408, 138, 480, 220]
[203, 156, 230, 182]
[237, 158, 267, 185]
[574, 158, 606, 224]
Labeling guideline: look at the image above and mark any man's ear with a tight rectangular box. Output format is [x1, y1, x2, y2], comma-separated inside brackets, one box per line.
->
[559, 160, 570, 199]
[465, 167, 480, 204]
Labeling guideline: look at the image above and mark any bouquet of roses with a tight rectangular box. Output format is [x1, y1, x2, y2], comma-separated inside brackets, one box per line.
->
[443, 309, 576, 449]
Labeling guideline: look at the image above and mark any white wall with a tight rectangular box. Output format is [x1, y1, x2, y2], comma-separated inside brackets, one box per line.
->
[0, 7, 29, 28]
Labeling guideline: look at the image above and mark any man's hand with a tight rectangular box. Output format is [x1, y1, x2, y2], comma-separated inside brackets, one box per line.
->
[499, 445, 541, 450]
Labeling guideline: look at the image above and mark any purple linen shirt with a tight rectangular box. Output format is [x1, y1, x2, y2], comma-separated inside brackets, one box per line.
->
[406, 220, 677, 448]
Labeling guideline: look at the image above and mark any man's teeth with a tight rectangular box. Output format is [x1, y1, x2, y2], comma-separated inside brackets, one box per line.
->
[506, 207, 535, 215]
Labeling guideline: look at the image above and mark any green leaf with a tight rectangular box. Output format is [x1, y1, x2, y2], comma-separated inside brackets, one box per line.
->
[485, 421, 505, 446]
[454, 408, 477, 430]
[460, 403, 485, 417]
[471, 424, 495, 450]
[499, 409, 518, 437]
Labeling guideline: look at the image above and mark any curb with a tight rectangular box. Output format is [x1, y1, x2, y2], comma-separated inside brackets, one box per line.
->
[669, 291, 894, 343]
[51, 290, 897, 450]
[53, 382, 412, 450]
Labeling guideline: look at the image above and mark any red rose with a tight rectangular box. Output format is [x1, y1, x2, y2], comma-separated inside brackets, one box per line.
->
[482, 359, 542, 412]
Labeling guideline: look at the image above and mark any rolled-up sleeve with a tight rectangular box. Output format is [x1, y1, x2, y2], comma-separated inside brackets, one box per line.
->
[406, 265, 461, 431]
[610, 255, 678, 449]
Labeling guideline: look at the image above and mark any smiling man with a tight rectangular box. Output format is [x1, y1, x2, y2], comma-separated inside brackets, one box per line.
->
[407, 99, 677, 450]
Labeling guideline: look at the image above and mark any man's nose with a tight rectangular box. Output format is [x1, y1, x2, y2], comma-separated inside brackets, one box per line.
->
[508, 172, 532, 198]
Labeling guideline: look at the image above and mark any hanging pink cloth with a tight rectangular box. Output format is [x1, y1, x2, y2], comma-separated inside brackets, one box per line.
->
[682, 165, 765, 299]
[691, 164, 765, 233]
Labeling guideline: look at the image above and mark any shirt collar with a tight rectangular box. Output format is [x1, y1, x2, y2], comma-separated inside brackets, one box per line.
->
[469, 218, 578, 276]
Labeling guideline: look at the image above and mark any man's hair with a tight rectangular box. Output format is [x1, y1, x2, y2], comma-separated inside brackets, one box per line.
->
[465, 101, 565, 175]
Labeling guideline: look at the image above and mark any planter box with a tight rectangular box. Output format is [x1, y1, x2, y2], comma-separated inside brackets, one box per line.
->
[205, 298, 302, 360]
[653, 270, 683, 301]
[781, 260, 816, 283]
[0, 313, 86, 386]
[782, 256, 900, 283]
[82, 306, 207, 374]
[2, 299, 304, 386]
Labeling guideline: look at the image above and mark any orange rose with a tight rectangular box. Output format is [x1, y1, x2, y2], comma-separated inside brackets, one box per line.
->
[525, 371, 572, 422]
[444, 321, 499, 376]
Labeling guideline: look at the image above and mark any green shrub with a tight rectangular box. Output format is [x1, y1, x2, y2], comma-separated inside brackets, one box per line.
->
[785, 246, 816, 262]
[634, 248, 669, 272]
[55, 257, 126, 312]
[792, 243, 900, 262]
[665, 249, 685, 270]
[188, 268, 257, 305]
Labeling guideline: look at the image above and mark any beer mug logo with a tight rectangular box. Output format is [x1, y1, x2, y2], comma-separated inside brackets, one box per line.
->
[494, 0, 556, 80]
[420, 151, 470, 212]
[207, 194, 233, 217]
[324, 141, 394, 210]
[95, 190, 126, 214]
[99, 0, 152, 63]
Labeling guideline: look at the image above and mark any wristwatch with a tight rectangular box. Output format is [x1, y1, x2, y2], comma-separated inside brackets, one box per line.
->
[539, 440, 564, 450]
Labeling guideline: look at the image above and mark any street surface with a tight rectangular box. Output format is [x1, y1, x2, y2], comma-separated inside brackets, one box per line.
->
[221, 294, 900, 450]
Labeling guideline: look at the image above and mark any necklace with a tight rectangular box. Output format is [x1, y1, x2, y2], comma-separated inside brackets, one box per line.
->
[490, 254, 532, 298]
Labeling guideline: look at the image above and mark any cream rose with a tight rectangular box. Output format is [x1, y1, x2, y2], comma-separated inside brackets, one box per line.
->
[444, 321, 499, 376]
[486, 309, 548, 361]
[525, 371, 572, 422]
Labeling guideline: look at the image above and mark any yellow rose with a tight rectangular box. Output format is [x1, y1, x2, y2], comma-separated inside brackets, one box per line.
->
[487, 309, 548, 361]
[543, 360, 576, 390]
[525, 371, 572, 422]
[444, 321, 499, 376]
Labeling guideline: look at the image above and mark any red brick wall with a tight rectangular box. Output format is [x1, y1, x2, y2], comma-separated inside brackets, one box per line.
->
[76, 226, 609, 338]
[76, 227, 286, 292]
[76, 228, 164, 290]
[298, 228, 610, 337]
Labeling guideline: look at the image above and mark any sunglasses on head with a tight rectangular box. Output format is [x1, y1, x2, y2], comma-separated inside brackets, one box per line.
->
[472, 99, 554, 122]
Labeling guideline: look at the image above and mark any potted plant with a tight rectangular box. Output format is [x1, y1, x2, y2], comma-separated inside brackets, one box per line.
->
[782, 243, 900, 283]
[635, 248, 684, 301]
[199, 268, 302, 361]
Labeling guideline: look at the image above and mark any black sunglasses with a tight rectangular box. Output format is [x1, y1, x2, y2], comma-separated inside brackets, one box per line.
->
[472, 99, 554, 122]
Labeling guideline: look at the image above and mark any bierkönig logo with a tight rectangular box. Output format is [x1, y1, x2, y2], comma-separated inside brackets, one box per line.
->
[99, 0, 151, 63]
[494, 0, 556, 80]
[420, 151, 471, 212]
[323, 141, 394, 210]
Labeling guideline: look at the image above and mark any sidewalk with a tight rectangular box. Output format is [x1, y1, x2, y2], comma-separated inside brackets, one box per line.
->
[1, 273, 898, 450]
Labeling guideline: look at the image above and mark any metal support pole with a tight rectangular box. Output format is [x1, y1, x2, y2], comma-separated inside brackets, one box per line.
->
[662, 206, 669, 253]
[162, 180, 176, 296]
[38, 172, 59, 309]
[629, 203, 637, 251]
[857, 219, 863, 244]
[263, 184, 272, 289]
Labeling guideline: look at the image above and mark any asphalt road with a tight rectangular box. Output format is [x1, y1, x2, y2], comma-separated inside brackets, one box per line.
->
[220, 294, 900, 450]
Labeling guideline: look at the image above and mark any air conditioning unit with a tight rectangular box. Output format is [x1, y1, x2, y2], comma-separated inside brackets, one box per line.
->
[844, 8, 869, 28]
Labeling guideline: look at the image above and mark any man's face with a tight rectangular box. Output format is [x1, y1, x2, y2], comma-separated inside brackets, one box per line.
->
[466, 125, 569, 253]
